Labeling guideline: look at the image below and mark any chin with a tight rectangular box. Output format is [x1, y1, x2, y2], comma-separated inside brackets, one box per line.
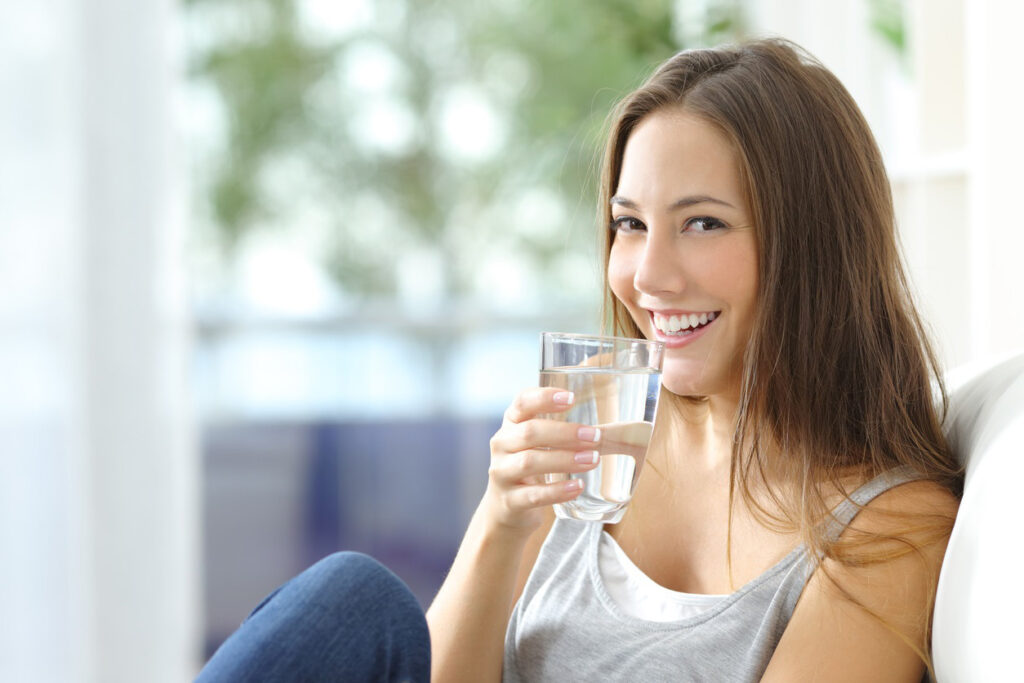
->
[660, 374, 707, 398]
[659, 363, 737, 399]
[657, 348, 745, 398]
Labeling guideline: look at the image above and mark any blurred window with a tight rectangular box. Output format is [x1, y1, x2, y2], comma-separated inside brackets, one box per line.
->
[184, 0, 745, 657]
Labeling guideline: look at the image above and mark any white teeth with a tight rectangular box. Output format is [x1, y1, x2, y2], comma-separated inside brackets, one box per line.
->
[652, 311, 718, 335]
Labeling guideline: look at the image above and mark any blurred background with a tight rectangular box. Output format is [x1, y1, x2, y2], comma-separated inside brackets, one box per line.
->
[2, 0, 1022, 680]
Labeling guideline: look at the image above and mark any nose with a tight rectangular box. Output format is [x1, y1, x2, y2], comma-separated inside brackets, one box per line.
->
[633, 229, 685, 296]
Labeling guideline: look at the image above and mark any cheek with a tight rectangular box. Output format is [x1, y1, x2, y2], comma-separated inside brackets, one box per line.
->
[607, 244, 635, 303]
[704, 237, 758, 308]
[718, 247, 759, 350]
[730, 247, 759, 313]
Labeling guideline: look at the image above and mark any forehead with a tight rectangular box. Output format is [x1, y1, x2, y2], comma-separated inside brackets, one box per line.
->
[616, 109, 744, 206]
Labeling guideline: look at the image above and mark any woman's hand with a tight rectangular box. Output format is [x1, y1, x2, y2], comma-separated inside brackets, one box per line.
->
[481, 387, 603, 536]
[427, 386, 600, 683]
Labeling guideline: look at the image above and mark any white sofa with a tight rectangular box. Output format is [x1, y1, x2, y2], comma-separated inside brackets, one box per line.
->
[932, 352, 1024, 681]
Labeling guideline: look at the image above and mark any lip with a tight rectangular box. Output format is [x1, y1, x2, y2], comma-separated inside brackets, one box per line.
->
[646, 309, 719, 348]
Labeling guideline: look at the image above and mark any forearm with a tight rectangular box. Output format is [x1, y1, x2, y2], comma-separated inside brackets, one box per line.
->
[427, 385, 591, 680]
[426, 503, 529, 683]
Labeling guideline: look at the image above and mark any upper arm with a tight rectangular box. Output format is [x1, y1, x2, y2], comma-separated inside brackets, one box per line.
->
[511, 505, 556, 606]
[762, 481, 959, 682]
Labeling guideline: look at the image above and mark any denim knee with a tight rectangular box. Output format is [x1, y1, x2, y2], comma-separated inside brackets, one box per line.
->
[303, 552, 421, 612]
[199, 551, 431, 682]
[308, 551, 395, 589]
[300, 552, 430, 678]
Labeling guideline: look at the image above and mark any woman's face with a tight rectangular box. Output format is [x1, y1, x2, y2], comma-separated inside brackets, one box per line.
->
[608, 108, 758, 398]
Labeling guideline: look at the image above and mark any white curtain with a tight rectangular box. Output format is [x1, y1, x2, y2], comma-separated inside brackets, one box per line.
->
[0, 1, 199, 681]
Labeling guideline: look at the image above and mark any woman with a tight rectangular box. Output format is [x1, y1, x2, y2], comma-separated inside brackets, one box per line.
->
[198, 39, 961, 682]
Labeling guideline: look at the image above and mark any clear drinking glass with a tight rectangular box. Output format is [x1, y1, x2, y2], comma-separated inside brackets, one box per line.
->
[540, 332, 664, 523]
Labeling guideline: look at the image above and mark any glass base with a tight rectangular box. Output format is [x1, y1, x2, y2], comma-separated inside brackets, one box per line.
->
[554, 501, 628, 524]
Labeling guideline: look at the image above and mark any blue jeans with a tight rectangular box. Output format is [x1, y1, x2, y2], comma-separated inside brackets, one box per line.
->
[196, 552, 431, 682]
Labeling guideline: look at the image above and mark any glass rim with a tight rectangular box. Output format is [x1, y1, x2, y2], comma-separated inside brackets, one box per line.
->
[540, 331, 664, 348]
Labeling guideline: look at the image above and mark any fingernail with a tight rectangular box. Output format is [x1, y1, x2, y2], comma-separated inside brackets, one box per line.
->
[577, 427, 601, 443]
[564, 479, 583, 491]
[553, 391, 574, 405]
[574, 450, 599, 464]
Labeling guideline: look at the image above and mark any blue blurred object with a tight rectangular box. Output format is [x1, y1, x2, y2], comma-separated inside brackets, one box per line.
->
[202, 416, 499, 659]
[197, 552, 431, 682]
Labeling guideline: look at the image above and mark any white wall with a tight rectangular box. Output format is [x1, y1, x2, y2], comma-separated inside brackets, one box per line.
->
[962, 0, 1024, 362]
[747, 0, 1024, 369]
[0, 1, 199, 681]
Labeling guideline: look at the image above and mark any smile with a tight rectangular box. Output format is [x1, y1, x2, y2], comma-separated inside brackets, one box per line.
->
[651, 310, 719, 336]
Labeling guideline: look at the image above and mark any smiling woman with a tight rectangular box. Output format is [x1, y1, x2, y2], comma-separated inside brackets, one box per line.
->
[585, 38, 960, 681]
[607, 110, 758, 397]
[196, 37, 961, 683]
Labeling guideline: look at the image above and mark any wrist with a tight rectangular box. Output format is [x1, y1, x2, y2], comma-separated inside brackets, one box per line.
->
[471, 496, 540, 548]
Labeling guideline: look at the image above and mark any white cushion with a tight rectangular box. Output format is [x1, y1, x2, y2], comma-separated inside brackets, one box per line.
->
[932, 352, 1024, 681]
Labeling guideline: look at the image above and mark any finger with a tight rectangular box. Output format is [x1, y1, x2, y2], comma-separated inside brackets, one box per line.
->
[598, 421, 653, 458]
[504, 386, 576, 424]
[491, 419, 602, 455]
[505, 478, 585, 510]
[490, 447, 601, 486]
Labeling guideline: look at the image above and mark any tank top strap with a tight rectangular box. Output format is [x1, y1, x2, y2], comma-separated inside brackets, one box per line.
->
[821, 465, 925, 542]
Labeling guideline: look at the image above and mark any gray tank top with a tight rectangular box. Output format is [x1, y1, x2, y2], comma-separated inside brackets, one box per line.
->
[503, 467, 921, 682]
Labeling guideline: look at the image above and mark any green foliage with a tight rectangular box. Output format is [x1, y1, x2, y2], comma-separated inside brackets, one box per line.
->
[868, 0, 906, 59]
[188, 0, 336, 244]
[185, 0, 744, 301]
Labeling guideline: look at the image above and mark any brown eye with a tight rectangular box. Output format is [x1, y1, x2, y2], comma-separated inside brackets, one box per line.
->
[684, 216, 727, 233]
[610, 216, 646, 234]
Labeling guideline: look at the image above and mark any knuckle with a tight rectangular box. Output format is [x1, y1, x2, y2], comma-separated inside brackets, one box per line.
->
[516, 450, 534, 476]
[488, 457, 510, 483]
[506, 396, 525, 422]
[519, 421, 537, 443]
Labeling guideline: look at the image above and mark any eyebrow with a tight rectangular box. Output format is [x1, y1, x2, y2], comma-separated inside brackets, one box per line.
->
[610, 194, 736, 210]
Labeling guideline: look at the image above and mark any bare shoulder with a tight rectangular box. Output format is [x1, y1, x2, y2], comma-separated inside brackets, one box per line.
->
[762, 479, 959, 682]
[832, 478, 959, 606]
[857, 478, 959, 523]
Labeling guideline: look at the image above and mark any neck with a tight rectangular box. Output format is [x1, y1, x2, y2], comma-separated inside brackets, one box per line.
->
[648, 391, 741, 476]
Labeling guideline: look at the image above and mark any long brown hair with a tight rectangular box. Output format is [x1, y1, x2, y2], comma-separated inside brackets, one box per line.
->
[599, 38, 961, 669]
